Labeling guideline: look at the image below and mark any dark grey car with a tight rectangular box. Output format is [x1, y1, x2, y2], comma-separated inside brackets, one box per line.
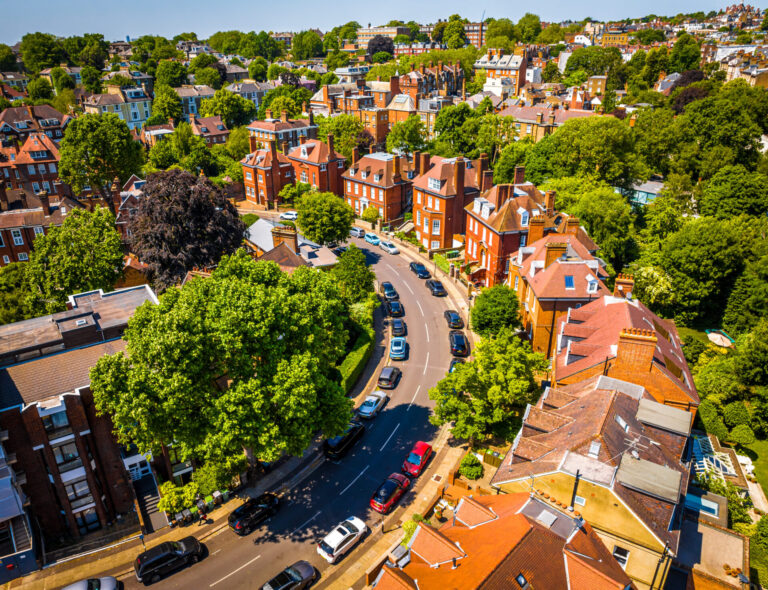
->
[262, 560, 317, 590]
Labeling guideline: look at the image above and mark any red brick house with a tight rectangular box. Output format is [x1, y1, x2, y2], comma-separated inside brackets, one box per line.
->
[286, 136, 346, 196]
[398, 61, 464, 101]
[241, 140, 293, 208]
[463, 166, 562, 286]
[411, 153, 483, 251]
[342, 151, 412, 222]
[189, 113, 229, 147]
[0, 133, 69, 198]
[246, 110, 318, 152]
[0, 105, 70, 146]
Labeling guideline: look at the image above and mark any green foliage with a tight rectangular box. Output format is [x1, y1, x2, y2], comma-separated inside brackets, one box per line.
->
[694, 475, 751, 527]
[724, 402, 751, 428]
[429, 329, 547, 442]
[50, 67, 75, 93]
[315, 114, 370, 161]
[443, 21, 468, 49]
[155, 60, 188, 87]
[699, 165, 768, 219]
[565, 46, 623, 77]
[631, 29, 666, 45]
[157, 481, 199, 515]
[0, 44, 16, 71]
[361, 206, 379, 223]
[494, 140, 534, 184]
[148, 122, 217, 175]
[20, 32, 66, 73]
[723, 255, 768, 337]
[187, 53, 219, 74]
[297, 191, 354, 245]
[516, 13, 542, 43]
[200, 88, 257, 128]
[240, 213, 259, 227]
[268, 95, 300, 119]
[194, 67, 222, 90]
[755, 516, 768, 552]
[730, 424, 756, 446]
[458, 453, 484, 480]
[257, 86, 312, 120]
[681, 333, 707, 368]
[277, 181, 312, 205]
[150, 85, 183, 124]
[734, 320, 768, 387]
[80, 65, 102, 94]
[25, 208, 123, 315]
[207, 31, 282, 61]
[386, 115, 426, 156]
[248, 57, 268, 81]
[470, 285, 521, 339]
[27, 78, 53, 101]
[332, 244, 375, 304]
[325, 51, 350, 71]
[542, 62, 562, 83]
[292, 30, 324, 61]
[372, 51, 392, 64]
[191, 455, 246, 495]
[104, 74, 137, 87]
[669, 33, 701, 73]
[0, 263, 32, 325]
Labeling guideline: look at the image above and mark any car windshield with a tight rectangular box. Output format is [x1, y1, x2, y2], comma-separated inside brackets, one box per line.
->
[266, 572, 293, 590]
[375, 480, 397, 501]
[407, 452, 422, 465]
[361, 399, 376, 409]
[319, 540, 335, 555]
[286, 566, 303, 582]
[449, 312, 458, 321]
[87, 581, 102, 590]
[339, 522, 354, 535]
[415, 264, 425, 271]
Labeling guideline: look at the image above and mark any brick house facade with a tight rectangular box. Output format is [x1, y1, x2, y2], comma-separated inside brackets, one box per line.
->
[342, 152, 412, 222]
[241, 140, 294, 208]
[246, 110, 318, 152]
[286, 137, 346, 196]
[0, 133, 71, 199]
[0, 105, 69, 146]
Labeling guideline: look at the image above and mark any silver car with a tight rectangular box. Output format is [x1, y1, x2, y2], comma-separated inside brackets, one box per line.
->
[357, 390, 387, 419]
[379, 241, 399, 255]
[61, 577, 119, 590]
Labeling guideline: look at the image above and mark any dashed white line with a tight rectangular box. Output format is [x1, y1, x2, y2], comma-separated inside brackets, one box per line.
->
[212, 549, 221, 556]
[379, 423, 401, 451]
[423, 352, 430, 375]
[209, 555, 261, 587]
[403, 281, 414, 295]
[408, 386, 421, 410]
[290, 510, 322, 536]
[340, 465, 370, 495]
[386, 263, 398, 274]
[416, 301, 425, 316]
[425, 327, 430, 342]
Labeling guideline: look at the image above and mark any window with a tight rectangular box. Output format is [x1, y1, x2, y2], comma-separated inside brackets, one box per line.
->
[379, 207, 384, 217]
[42, 411, 70, 439]
[514, 276, 519, 290]
[587, 280, 598, 293]
[42, 181, 50, 192]
[612, 547, 629, 569]
[432, 219, 440, 235]
[346, 181, 351, 193]
[245, 171, 252, 180]
[37, 163, 46, 175]
[427, 195, 433, 210]
[338, 161, 344, 169]
[564, 275, 575, 290]
[362, 185, 367, 197]
[354, 184, 359, 195]
[515, 573, 528, 588]
[52, 441, 82, 472]
[11, 229, 23, 246]
[428, 177, 441, 190]
[32, 182, 40, 193]
[2, 256, 8, 264]
[520, 234, 527, 247]
[379, 189, 383, 199]
[34, 226, 44, 236]
[416, 192, 422, 205]
[27, 164, 35, 175]
[588, 440, 601, 458]
[574, 495, 586, 506]
[300, 171, 308, 183]
[520, 211, 529, 226]
[66, 478, 94, 509]
[0, 234, 4, 248]
[17, 252, 28, 261]
[416, 210, 421, 226]
[74, 507, 100, 535]
[615, 415, 629, 432]
[423, 217, 429, 232]
[431, 240, 440, 249]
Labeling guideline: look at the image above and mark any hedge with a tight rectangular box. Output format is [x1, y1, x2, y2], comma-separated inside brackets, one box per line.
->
[339, 293, 378, 392]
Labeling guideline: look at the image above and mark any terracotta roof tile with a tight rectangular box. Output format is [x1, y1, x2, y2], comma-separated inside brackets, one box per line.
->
[410, 523, 466, 566]
[454, 496, 498, 527]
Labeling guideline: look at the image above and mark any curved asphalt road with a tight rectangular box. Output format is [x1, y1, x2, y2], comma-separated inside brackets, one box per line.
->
[117, 236, 461, 590]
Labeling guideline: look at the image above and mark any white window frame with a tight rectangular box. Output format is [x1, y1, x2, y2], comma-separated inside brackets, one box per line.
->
[11, 229, 23, 246]
[17, 252, 28, 261]
[432, 219, 440, 235]
[612, 547, 629, 569]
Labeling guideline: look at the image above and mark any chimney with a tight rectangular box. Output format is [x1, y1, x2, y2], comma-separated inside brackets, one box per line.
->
[544, 190, 556, 214]
[616, 328, 658, 373]
[412, 150, 421, 174]
[528, 216, 545, 244]
[327, 134, 335, 159]
[308, 110, 314, 126]
[536, 112, 543, 125]
[513, 166, 525, 185]
[271, 225, 299, 254]
[453, 158, 465, 203]
[37, 190, 51, 216]
[613, 273, 635, 299]
[352, 147, 359, 165]
[475, 153, 488, 183]
[544, 241, 567, 268]
[249, 132, 258, 152]
[548, 111, 556, 126]
[0, 183, 7, 211]
[270, 139, 278, 162]
[280, 110, 289, 123]
[393, 155, 401, 179]
[564, 216, 580, 235]
[481, 169, 494, 193]
[281, 140, 288, 154]
[300, 135, 307, 145]
[17, 190, 27, 210]
[420, 152, 430, 175]
[265, 109, 273, 120]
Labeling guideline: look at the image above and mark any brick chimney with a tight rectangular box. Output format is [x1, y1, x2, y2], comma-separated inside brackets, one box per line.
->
[481, 169, 494, 193]
[513, 166, 525, 185]
[544, 241, 567, 267]
[615, 328, 657, 373]
[265, 109, 273, 120]
[393, 155, 401, 180]
[327, 134, 335, 159]
[613, 273, 635, 299]
[308, 110, 314, 126]
[17, 190, 27, 209]
[475, 153, 488, 184]
[37, 190, 51, 216]
[281, 140, 288, 154]
[352, 147, 359, 165]
[420, 153, 430, 175]
[271, 225, 299, 254]
[0, 183, 7, 211]
[528, 216, 545, 244]
[280, 110, 289, 123]
[269, 139, 278, 162]
[564, 216, 580, 235]
[249, 132, 258, 152]
[536, 112, 543, 125]
[189, 112, 196, 125]
[544, 190, 556, 214]
[299, 135, 306, 145]
[412, 150, 421, 175]
[453, 158, 465, 203]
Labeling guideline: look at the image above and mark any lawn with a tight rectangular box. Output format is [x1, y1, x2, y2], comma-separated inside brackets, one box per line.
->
[746, 439, 768, 494]
[677, 326, 710, 346]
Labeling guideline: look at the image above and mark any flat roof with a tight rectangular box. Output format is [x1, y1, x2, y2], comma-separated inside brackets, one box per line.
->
[616, 455, 682, 503]
[636, 398, 693, 436]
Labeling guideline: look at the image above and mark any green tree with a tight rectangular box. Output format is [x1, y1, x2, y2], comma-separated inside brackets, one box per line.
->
[0, 44, 16, 71]
[331, 244, 375, 303]
[699, 165, 768, 219]
[516, 13, 542, 43]
[325, 51, 350, 71]
[194, 67, 222, 90]
[20, 33, 65, 73]
[248, 57, 268, 81]
[277, 181, 312, 205]
[474, 115, 517, 164]
[723, 255, 768, 337]
[187, 53, 219, 74]
[200, 88, 257, 128]
[361, 206, 379, 223]
[443, 21, 468, 49]
[25, 208, 123, 314]
[538, 23, 564, 44]
[494, 140, 534, 184]
[267, 95, 300, 119]
[429, 329, 547, 441]
[542, 61, 562, 83]
[669, 33, 701, 73]
[292, 31, 324, 60]
[27, 78, 54, 101]
[386, 115, 426, 156]
[315, 113, 370, 161]
[155, 60, 188, 87]
[433, 102, 477, 155]
[59, 113, 143, 212]
[372, 51, 392, 64]
[80, 65, 103, 93]
[730, 424, 756, 446]
[733, 320, 768, 387]
[267, 64, 288, 81]
[485, 18, 515, 43]
[90, 251, 352, 466]
[297, 192, 354, 245]
[150, 85, 183, 124]
[431, 22, 448, 43]
[50, 67, 75, 93]
[0, 263, 31, 325]
[470, 285, 521, 338]
[224, 126, 251, 160]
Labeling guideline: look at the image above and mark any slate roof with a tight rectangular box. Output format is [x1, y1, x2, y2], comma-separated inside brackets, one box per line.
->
[498, 105, 598, 126]
[0, 105, 69, 135]
[412, 156, 480, 197]
[342, 153, 410, 188]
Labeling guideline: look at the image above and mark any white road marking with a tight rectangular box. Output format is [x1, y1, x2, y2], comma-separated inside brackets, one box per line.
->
[423, 352, 430, 375]
[339, 465, 370, 496]
[209, 555, 261, 587]
[290, 510, 322, 536]
[386, 263, 398, 274]
[408, 386, 421, 410]
[416, 301, 425, 316]
[212, 549, 221, 556]
[425, 327, 430, 342]
[379, 423, 401, 451]
[403, 281, 414, 295]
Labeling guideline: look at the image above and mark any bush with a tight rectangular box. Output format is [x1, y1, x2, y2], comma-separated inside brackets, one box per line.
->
[459, 453, 484, 480]
[192, 455, 247, 496]
[730, 424, 756, 446]
[433, 253, 449, 274]
[724, 401, 751, 428]
[157, 481, 199, 515]
[754, 516, 768, 552]
[361, 206, 380, 223]
[338, 293, 378, 392]
[241, 213, 258, 227]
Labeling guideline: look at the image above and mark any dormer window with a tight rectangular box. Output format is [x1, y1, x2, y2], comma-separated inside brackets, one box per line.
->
[564, 275, 575, 290]
[428, 177, 441, 191]
[587, 279, 598, 293]
[374, 174, 381, 182]
[217, 124, 225, 130]
[520, 211, 529, 226]
[361, 171, 368, 179]
[301, 146, 307, 157]
[349, 168, 355, 176]
[201, 127, 208, 133]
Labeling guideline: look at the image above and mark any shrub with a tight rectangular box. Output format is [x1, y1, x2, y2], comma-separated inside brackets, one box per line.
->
[157, 481, 199, 515]
[433, 253, 449, 274]
[192, 455, 247, 496]
[730, 424, 756, 446]
[754, 515, 768, 551]
[362, 206, 380, 223]
[724, 401, 751, 428]
[459, 453, 484, 480]
[241, 213, 259, 226]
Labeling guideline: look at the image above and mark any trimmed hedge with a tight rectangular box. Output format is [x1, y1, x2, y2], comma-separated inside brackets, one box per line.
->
[339, 293, 378, 392]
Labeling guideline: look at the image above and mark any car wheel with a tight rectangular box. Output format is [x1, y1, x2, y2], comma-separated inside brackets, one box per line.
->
[243, 526, 251, 535]
[190, 554, 199, 564]
[149, 573, 161, 584]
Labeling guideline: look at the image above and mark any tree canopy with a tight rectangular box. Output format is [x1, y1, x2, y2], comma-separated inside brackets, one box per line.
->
[155, 60, 188, 87]
[315, 114, 372, 161]
[200, 88, 257, 128]
[292, 30, 324, 61]
[470, 285, 521, 338]
[331, 244, 375, 303]
[296, 192, 354, 245]
[386, 115, 427, 156]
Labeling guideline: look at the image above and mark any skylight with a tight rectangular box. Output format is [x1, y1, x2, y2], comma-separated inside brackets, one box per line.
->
[588, 440, 601, 458]
[564, 275, 575, 290]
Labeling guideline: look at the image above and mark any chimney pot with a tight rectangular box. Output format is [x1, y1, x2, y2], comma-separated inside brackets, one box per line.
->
[37, 190, 51, 216]
[280, 110, 289, 123]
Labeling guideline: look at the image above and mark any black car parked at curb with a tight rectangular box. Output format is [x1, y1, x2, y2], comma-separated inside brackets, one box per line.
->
[449, 330, 470, 357]
[385, 300, 404, 317]
[261, 560, 317, 590]
[391, 318, 406, 336]
[377, 366, 402, 389]
[134, 537, 203, 585]
[409, 262, 430, 279]
[380, 281, 399, 300]
[323, 420, 365, 460]
[228, 492, 280, 535]
[444, 310, 464, 329]
[426, 279, 447, 296]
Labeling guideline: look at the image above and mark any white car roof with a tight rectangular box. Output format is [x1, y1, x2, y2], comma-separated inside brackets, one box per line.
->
[323, 517, 363, 548]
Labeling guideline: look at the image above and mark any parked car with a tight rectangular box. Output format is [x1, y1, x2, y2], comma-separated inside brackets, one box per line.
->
[317, 516, 367, 564]
[380, 241, 399, 255]
[364, 233, 380, 245]
[62, 577, 119, 590]
[350, 227, 365, 238]
[385, 300, 404, 317]
[227, 492, 279, 535]
[409, 262, 430, 279]
[449, 358, 465, 373]
[261, 560, 317, 590]
[377, 366, 402, 389]
[426, 279, 447, 297]
[279, 211, 298, 221]
[390, 337, 407, 360]
[449, 331, 470, 357]
[323, 420, 365, 460]
[370, 473, 411, 514]
[134, 537, 203, 585]
[402, 441, 434, 477]
[444, 310, 464, 329]
[357, 390, 388, 419]
[332, 246, 348, 256]
[380, 281, 399, 300]
[391, 318, 406, 337]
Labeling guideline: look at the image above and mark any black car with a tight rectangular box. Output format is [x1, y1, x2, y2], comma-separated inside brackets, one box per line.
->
[332, 246, 348, 256]
[449, 331, 470, 357]
[426, 279, 447, 297]
[262, 560, 317, 590]
[386, 300, 404, 317]
[380, 281, 399, 301]
[409, 262, 430, 279]
[134, 537, 203, 585]
[444, 310, 464, 329]
[323, 420, 365, 460]
[391, 318, 406, 336]
[378, 366, 402, 389]
[228, 492, 279, 535]
[449, 358, 465, 373]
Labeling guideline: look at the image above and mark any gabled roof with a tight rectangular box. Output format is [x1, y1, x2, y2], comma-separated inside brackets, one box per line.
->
[342, 153, 410, 188]
[412, 156, 480, 197]
[190, 115, 228, 137]
[247, 117, 314, 133]
[287, 139, 344, 165]
[466, 183, 557, 234]
[0, 105, 68, 134]
[387, 93, 417, 112]
[498, 105, 598, 126]
[240, 147, 291, 169]
[257, 242, 308, 274]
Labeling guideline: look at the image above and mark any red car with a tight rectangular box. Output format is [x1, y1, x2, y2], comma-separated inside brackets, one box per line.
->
[402, 441, 433, 477]
[370, 473, 410, 514]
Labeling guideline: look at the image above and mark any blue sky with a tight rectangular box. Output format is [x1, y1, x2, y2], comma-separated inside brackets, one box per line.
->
[1, 0, 724, 44]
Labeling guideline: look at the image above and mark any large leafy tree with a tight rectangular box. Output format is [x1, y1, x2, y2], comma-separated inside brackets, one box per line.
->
[669, 33, 701, 73]
[699, 165, 768, 219]
[516, 13, 542, 43]
[150, 85, 183, 124]
[386, 115, 426, 156]
[248, 57, 268, 81]
[58, 113, 143, 212]
[80, 65, 103, 93]
[50, 68, 75, 93]
[297, 192, 354, 246]
[470, 285, 521, 338]
[315, 113, 371, 161]
[332, 244, 375, 303]
[429, 329, 547, 442]
[128, 169, 245, 288]
[90, 251, 352, 466]
[25, 208, 123, 315]
[292, 30, 324, 60]
[200, 88, 257, 128]
[443, 21, 468, 49]
[20, 32, 65, 73]
[723, 255, 768, 337]
[0, 44, 16, 71]
[155, 60, 188, 87]
[367, 35, 394, 56]
[433, 103, 479, 155]
[27, 78, 54, 101]
[0, 263, 31, 325]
